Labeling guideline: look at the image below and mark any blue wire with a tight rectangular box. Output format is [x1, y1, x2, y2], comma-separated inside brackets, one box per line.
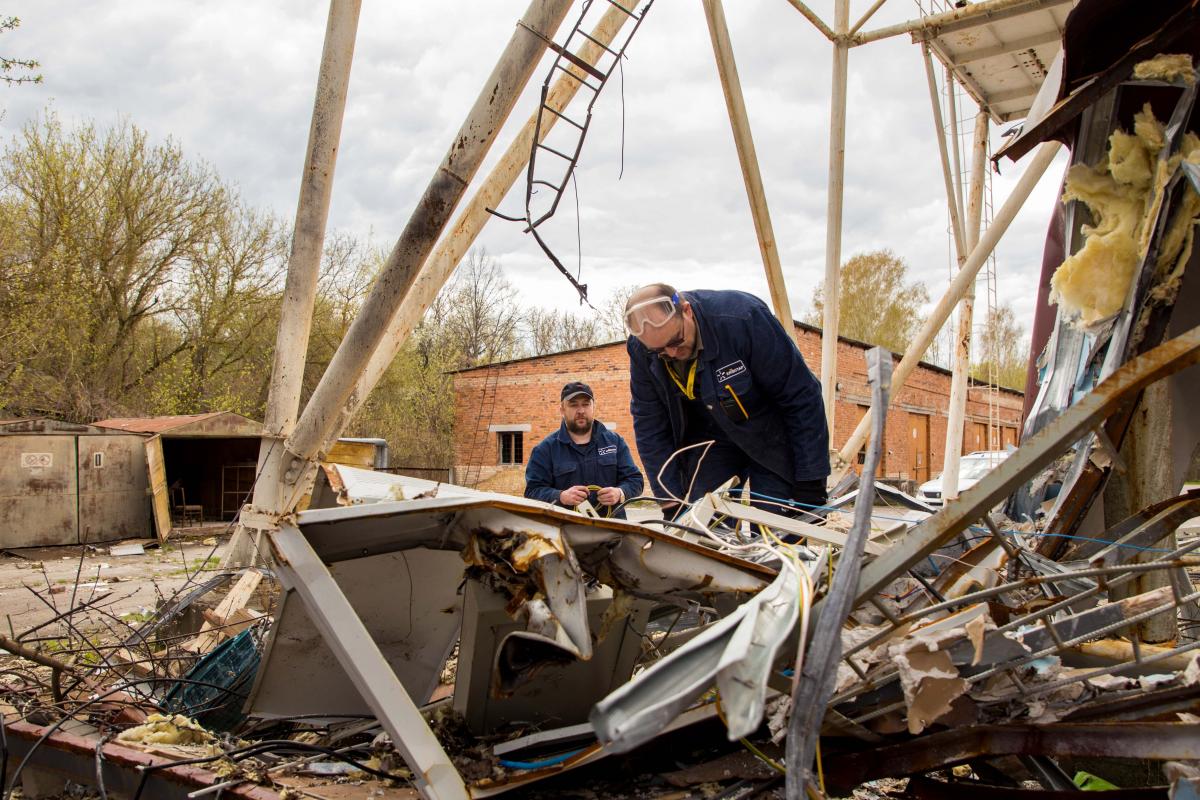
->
[498, 748, 586, 770]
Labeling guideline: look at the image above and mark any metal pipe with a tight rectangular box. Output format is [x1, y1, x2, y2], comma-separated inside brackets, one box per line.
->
[262, 0, 361, 442]
[702, 0, 797, 341]
[223, 0, 360, 568]
[319, 4, 635, 449]
[834, 141, 1062, 478]
[852, 0, 1073, 47]
[847, 0, 889, 38]
[946, 65, 966, 231]
[286, 0, 574, 472]
[942, 110, 989, 501]
[922, 44, 965, 259]
[821, 0, 850, 441]
[782, 0, 836, 41]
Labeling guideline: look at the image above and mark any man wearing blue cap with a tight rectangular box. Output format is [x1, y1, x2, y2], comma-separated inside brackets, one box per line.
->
[524, 382, 644, 518]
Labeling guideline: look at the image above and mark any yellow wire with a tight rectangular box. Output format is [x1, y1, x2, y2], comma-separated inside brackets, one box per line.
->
[815, 737, 827, 796]
[713, 690, 786, 775]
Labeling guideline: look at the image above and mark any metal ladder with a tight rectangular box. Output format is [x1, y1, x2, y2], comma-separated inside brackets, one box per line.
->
[461, 364, 500, 488]
[490, 0, 654, 303]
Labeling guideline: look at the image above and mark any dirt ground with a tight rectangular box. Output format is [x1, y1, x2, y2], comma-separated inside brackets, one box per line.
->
[0, 524, 236, 638]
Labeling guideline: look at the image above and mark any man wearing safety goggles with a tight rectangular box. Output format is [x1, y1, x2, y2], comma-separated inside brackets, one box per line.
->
[524, 381, 644, 518]
[624, 284, 829, 520]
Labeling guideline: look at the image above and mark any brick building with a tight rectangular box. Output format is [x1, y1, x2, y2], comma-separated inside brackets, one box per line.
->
[452, 322, 1023, 495]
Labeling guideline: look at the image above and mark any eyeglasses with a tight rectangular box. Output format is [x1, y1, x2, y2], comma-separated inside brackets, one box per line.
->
[624, 293, 679, 337]
[646, 319, 686, 355]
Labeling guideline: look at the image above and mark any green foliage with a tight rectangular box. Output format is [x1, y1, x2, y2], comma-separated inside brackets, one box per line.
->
[971, 303, 1029, 392]
[1, 16, 41, 87]
[0, 111, 638, 472]
[0, 112, 285, 419]
[807, 249, 930, 354]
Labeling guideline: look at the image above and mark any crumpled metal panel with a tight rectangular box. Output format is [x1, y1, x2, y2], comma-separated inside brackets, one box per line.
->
[590, 564, 800, 751]
[249, 484, 774, 722]
[247, 547, 463, 719]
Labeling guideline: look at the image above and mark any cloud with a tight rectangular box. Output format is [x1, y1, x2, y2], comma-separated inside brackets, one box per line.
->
[1, 0, 1066, 343]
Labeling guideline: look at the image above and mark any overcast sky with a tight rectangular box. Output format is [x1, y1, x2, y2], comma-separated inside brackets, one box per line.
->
[1, 0, 1069, 350]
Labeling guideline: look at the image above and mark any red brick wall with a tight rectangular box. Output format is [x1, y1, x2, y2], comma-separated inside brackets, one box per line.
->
[452, 326, 1024, 493]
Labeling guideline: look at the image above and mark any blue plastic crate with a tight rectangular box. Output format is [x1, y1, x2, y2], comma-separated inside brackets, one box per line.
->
[163, 627, 262, 732]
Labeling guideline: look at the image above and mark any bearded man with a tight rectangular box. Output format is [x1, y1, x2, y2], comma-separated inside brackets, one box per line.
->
[524, 381, 644, 518]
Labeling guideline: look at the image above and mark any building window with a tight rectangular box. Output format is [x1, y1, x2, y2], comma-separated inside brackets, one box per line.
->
[93, 452, 104, 468]
[499, 431, 524, 465]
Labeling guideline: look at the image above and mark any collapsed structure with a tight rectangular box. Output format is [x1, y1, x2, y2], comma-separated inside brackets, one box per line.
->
[2, 0, 1200, 798]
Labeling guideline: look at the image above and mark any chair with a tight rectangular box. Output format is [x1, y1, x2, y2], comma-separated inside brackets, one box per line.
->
[170, 486, 204, 526]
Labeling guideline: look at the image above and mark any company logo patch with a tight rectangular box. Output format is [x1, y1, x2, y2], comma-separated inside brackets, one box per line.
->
[597, 445, 617, 456]
[715, 360, 747, 383]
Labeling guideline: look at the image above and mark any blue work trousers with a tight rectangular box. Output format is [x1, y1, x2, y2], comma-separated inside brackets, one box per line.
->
[677, 438, 825, 528]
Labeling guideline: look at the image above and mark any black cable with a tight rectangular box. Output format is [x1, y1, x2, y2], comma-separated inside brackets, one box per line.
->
[4, 676, 250, 800]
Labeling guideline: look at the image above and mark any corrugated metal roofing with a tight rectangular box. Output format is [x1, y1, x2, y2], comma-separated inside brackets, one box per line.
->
[92, 412, 262, 436]
[93, 413, 225, 433]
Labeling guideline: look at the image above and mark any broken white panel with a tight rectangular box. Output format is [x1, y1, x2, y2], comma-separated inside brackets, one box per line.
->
[247, 548, 463, 719]
[591, 565, 802, 751]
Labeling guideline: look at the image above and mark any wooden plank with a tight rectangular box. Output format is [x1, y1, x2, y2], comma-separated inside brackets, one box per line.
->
[201, 606, 263, 639]
[183, 570, 263, 653]
[144, 435, 172, 542]
[325, 440, 376, 469]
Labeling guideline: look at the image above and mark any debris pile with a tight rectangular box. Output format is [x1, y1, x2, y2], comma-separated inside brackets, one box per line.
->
[3, 24, 1200, 800]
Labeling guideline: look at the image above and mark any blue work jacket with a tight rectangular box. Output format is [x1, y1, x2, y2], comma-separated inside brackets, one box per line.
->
[524, 420, 645, 517]
[627, 289, 829, 499]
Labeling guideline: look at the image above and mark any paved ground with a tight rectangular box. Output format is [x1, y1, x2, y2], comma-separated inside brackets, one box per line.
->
[0, 525, 234, 640]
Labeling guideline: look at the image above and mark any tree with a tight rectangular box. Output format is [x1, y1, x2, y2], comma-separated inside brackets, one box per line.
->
[806, 249, 929, 354]
[1, 16, 41, 87]
[972, 304, 1029, 392]
[422, 249, 524, 369]
[595, 284, 638, 341]
[0, 113, 278, 419]
[525, 307, 605, 356]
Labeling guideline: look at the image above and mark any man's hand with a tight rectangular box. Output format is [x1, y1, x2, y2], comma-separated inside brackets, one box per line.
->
[596, 486, 624, 507]
[559, 485, 589, 507]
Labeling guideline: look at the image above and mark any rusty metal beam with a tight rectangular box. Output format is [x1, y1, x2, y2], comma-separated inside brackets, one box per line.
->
[283, 0, 574, 483]
[833, 141, 1061, 481]
[826, 723, 1200, 790]
[702, 0, 798, 344]
[318, 3, 635, 449]
[852, 0, 1073, 47]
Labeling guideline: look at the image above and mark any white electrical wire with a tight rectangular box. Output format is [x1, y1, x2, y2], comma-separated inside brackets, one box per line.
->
[655, 439, 717, 505]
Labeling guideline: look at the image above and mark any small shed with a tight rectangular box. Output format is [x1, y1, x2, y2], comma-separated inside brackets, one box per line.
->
[0, 413, 386, 547]
[93, 413, 264, 539]
[0, 418, 150, 547]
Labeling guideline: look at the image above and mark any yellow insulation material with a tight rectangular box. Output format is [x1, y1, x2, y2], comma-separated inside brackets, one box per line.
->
[1050, 106, 1158, 325]
[117, 713, 215, 745]
[1050, 99, 1200, 326]
[1132, 53, 1195, 85]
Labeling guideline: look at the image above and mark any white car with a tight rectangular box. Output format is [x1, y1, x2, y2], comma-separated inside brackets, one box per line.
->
[918, 451, 1009, 507]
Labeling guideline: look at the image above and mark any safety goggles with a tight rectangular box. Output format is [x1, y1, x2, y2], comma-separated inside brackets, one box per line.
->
[624, 293, 680, 337]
